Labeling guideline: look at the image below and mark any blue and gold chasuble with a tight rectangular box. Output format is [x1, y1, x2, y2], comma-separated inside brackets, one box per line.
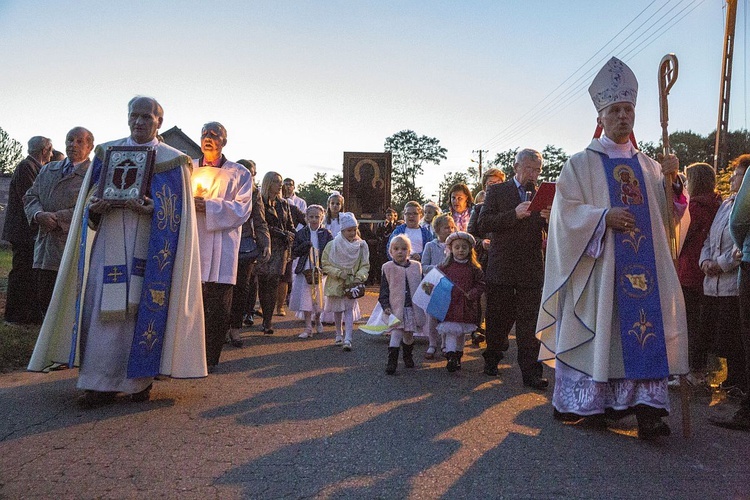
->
[600, 153, 669, 379]
[70, 155, 185, 378]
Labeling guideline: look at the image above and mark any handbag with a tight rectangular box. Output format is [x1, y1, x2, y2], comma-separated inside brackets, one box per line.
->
[344, 282, 366, 299]
[342, 243, 366, 299]
[238, 235, 260, 261]
[301, 244, 322, 284]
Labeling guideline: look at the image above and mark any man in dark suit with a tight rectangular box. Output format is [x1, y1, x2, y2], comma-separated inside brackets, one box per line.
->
[477, 148, 549, 390]
[2, 136, 53, 324]
[228, 159, 270, 346]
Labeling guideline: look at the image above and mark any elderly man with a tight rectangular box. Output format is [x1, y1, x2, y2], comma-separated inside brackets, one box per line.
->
[536, 57, 688, 439]
[477, 149, 549, 390]
[28, 96, 206, 408]
[2, 136, 53, 324]
[24, 127, 94, 317]
[192, 122, 253, 370]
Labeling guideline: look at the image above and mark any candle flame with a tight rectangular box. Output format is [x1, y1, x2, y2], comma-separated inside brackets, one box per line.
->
[192, 168, 217, 198]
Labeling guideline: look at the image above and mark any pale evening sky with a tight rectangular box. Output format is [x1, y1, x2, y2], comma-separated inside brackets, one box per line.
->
[0, 0, 746, 199]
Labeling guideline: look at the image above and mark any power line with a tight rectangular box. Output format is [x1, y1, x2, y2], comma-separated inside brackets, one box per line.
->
[481, 0, 679, 151]
[481, 0, 707, 155]
[496, 0, 706, 149]
[487, 0, 697, 151]
[479, 0, 660, 150]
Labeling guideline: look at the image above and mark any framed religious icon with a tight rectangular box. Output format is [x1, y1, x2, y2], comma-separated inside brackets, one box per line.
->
[96, 146, 156, 205]
[342, 151, 391, 221]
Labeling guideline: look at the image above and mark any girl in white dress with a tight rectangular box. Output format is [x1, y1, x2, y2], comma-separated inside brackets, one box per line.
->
[325, 191, 344, 237]
[289, 205, 333, 338]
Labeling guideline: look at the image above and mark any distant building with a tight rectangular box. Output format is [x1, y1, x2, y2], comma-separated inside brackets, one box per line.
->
[160, 126, 201, 158]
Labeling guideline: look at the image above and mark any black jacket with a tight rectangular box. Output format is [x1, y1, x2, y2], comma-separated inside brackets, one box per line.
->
[476, 180, 546, 287]
[2, 156, 41, 244]
[291, 225, 333, 274]
[238, 185, 270, 259]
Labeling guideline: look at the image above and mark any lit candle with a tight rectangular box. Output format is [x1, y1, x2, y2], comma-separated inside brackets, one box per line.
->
[192, 168, 217, 198]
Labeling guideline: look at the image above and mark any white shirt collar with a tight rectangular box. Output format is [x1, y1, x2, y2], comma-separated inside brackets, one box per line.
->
[125, 136, 159, 147]
[598, 134, 636, 158]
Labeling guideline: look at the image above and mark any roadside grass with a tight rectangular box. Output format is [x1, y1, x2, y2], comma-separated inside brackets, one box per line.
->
[0, 247, 40, 372]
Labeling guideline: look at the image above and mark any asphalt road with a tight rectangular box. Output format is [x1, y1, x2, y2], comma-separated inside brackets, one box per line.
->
[1, 291, 749, 499]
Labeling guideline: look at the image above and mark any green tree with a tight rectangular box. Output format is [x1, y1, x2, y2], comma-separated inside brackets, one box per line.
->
[0, 126, 23, 175]
[720, 129, 750, 170]
[668, 130, 713, 167]
[297, 172, 343, 207]
[384, 130, 447, 209]
[540, 144, 568, 182]
[487, 148, 518, 180]
[638, 141, 659, 159]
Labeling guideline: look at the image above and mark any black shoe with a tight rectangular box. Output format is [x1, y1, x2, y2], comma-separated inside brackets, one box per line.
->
[131, 383, 153, 403]
[637, 417, 671, 439]
[456, 351, 463, 371]
[446, 352, 459, 373]
[523, 377, 549, 390]
[553, 409, 607, 428]
[77, 390, 117, 409]
[263, 327, 274, 335]
[709, 407, 750, 431]
[386, 347, 399, 375]
[482, 351, 499, 376]
[553, 409, 582, 422]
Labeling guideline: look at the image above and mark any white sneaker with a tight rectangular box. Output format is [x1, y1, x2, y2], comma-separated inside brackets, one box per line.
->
[334, 335, 343, 345]
[342, 340, 352, 351]
[316, 321, 324, 334]
[298, 330, 313, 339]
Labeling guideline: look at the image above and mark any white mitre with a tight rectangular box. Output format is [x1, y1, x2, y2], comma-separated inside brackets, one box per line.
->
[588, 57, 638, 112]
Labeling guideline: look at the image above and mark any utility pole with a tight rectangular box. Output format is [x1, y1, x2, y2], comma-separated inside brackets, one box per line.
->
[472, 149, 488, 179]
[714, 0, 738, 172]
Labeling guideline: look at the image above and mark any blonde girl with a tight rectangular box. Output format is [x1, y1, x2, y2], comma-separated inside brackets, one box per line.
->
[380, 235, 425, 374]
[290, 205, 333, 338]
[421, 214, 456, 358]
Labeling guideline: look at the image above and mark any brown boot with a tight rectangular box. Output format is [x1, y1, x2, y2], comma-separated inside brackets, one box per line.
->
[275, 283, 288, 315]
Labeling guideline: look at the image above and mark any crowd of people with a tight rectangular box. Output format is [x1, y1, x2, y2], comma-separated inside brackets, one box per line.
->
[5, 57, 750, 437]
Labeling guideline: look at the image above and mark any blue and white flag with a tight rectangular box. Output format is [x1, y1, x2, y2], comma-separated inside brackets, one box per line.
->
[413, 268, 453, 322]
